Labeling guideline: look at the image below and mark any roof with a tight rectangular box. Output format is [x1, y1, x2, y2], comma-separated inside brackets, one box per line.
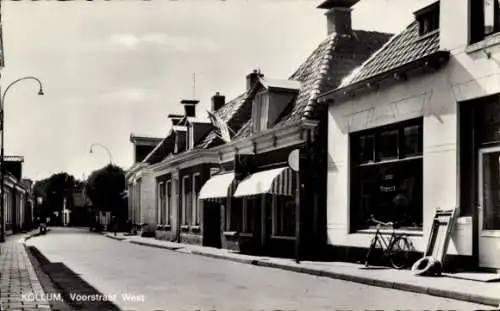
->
[195, 93, 249, 149]
[3, 156, 24, 162]
[232, 29, 392, 139]
[259, 77, 301, 91]
[129, 134, 163, 146]
[337, 21, 440, 89]
[142, 130, 177, 164]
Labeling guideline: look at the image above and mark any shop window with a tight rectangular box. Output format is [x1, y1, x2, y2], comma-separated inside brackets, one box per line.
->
[229, 199, 242, 232]
[403, 124, 422, 157]
[273, 196, 296, 237]
[242, 198, 256, 233]
[471, 0, 500, 44]
[377, 130, 399, 161]
[359, 135, 375, 163]
[350, 118, 423, 231]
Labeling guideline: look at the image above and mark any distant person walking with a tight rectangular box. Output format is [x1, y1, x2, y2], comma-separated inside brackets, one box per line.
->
[111, 216, 117, 236]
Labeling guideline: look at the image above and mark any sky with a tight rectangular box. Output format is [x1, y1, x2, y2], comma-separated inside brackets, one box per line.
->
[1, 0, 434, 182]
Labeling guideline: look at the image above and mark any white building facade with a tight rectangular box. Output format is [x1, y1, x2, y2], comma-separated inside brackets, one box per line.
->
[319, 0, 500, 270]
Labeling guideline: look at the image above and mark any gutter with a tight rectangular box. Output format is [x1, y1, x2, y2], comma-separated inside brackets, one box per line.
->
[317, 50, 450, 104]
[150, 119, 318, 172]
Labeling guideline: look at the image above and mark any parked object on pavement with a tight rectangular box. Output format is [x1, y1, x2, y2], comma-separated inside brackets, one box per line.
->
[364, 215, 412, 269]
[411, 256, 442, 276]
[39, 223, 47, 234]
[411, 208, 459, 276]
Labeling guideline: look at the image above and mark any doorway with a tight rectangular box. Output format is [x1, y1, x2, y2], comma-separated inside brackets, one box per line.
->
[202, 201, 221, 248]
[478, 147, 500, 270]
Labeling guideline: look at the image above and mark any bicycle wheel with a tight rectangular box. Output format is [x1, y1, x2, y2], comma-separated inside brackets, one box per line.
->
[364, 237, 379, 267]
[389, 235, 412, 269]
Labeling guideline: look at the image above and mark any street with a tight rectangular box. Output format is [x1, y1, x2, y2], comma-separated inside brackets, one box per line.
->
[26, 227, 490, 311]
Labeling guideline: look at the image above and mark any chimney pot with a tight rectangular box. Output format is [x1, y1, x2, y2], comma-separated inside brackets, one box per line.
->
[180, 99, 199, 118]
[211, 92, 226, 111]
[318, 0, 358, 35]
[246, 69, 264, 92]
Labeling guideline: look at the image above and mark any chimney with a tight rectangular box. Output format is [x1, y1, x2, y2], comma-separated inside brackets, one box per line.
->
[211, 92, 225, 111]
[246, 69, 264, 91]
[180, 99, 199, 118]
[168, 114, 184, 126]
[317, 0, 359, 35]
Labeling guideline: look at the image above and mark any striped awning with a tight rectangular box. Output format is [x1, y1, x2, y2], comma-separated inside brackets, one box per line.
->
[233, 167, 295, 198]
[199, 172, 236, 200]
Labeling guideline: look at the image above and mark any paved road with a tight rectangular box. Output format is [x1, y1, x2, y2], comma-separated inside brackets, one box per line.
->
[26, 227, 491, 311]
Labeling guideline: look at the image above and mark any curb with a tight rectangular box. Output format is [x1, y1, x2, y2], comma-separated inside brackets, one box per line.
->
[105, 234, 126, 241]
[254, 260, 499, 307]
[23, 231, 43, 243]
[100, 234, 500, 307]
[129, 240, 184, 251]
[27, 245, 121, 311]
[190, 249, 258, 265]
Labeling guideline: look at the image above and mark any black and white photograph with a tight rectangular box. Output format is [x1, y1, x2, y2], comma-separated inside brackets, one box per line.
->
[0, 0, 500, 310]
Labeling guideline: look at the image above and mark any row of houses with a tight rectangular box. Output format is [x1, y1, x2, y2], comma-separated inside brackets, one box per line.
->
[2, 156, 36, 235]
[126, 0, 500, 271]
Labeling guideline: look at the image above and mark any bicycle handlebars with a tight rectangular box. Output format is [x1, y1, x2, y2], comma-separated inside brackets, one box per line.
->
[368, 215, 394, 227]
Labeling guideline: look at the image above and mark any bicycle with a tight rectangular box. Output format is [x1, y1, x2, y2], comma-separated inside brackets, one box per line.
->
[364, 215, 412, 269]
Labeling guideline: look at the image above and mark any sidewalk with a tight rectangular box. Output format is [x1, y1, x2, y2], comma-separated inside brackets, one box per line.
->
[105, 232, 500, 308]
[0, 231, 52, 311]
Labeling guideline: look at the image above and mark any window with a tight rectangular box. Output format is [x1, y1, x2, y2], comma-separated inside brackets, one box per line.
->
[157, 181, 165, 224]
[350, 118, 423, 231]
[182, 176, 192, 226]
[252, 91, 270, 133]
[359, 135, 375, 163]
[227, 199, 242, 232]
[377, 129, 399, 161]
[415, 2, 440, 36]
[273, 196, 296, 237]
[166, 180, 172, 225]
[192, 174, 201, 226]
[471, 0, 500, 43]
[242, 198, 256, 233]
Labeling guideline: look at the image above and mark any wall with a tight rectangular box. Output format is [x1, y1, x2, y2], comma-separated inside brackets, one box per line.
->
[139, 168, 157, 232]
[327, 12, 500, 257]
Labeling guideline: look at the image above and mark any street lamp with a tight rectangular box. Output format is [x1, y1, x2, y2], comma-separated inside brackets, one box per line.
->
[89, 143, 113, 165]
[0, 76, 44, 243]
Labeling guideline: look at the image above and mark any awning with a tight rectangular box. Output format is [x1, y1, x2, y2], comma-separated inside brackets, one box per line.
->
[198, 172, 236, 200]
[233, 167, 295, 198]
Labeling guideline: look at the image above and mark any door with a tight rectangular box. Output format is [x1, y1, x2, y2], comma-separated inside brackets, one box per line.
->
[478, 147, 500, 269]
[202, 201, 221, 248]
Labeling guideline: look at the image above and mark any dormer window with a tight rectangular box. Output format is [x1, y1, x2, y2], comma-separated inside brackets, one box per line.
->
[251, 78, 301, 134]
[471, 0, 500, 44]
[414, 1, 440, 36]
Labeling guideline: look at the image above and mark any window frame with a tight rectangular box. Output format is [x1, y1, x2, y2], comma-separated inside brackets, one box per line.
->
[182, 175, 191, 226]
[272, 195, 296, 237]
[350, 117, 424, 232]
[470, 0, 500, 44]
[192, 173, 201, 226]
[166, 180, 172, 226]
[242, 198, 255, 234]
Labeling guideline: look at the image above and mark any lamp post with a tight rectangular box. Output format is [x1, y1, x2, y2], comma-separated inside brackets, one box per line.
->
[89, 143, 113, 165]
[0, 76, 44, 243]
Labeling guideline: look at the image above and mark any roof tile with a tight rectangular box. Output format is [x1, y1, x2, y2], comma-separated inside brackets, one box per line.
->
[339, 22, 440, 88]
[195, 29, 392, 144]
